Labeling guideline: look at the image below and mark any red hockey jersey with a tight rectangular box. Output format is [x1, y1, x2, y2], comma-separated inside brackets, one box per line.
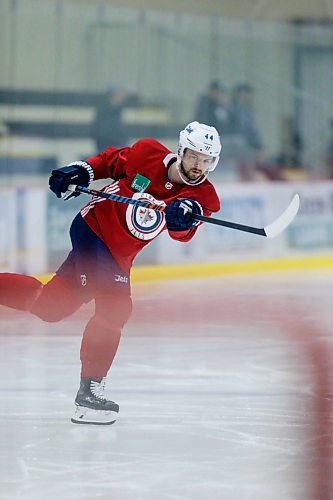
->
[81, 138, 220, 274]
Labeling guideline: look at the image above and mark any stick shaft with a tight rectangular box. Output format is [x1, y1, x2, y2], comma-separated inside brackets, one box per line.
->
[75, 185, 165, 211]
[70, 185, 273, 237]
[193, 213, 266, 236]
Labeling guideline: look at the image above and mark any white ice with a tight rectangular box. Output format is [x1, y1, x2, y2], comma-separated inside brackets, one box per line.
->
[0, 271, 332, 500]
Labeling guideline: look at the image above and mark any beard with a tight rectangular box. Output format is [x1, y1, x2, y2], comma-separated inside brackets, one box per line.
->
[179, 162, 203, 182]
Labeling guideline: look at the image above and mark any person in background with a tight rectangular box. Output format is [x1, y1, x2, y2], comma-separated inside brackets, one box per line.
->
[229, 83, 283, 181]
[229, 83, 263, 153]
[92, 83, 129, 152]
[0, 121, 222, 426]
[194, 80, 231, 135]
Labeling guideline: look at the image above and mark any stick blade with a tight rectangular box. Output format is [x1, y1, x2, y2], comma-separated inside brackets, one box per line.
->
[264, 193, 300, 238]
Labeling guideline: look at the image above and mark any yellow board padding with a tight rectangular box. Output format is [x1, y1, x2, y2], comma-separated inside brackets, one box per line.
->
[35, 255, 333, 285]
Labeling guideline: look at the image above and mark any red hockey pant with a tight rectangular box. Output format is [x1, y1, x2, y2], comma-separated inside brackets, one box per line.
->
[0, 273, 132, 379]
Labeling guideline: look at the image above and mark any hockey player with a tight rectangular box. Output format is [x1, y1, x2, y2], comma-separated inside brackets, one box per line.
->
[0, 121, 221, 425]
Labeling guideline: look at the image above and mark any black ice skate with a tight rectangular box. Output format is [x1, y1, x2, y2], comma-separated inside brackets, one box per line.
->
[71, 378, 119, 425]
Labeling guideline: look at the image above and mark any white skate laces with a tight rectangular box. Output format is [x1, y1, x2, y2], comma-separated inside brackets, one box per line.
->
[90, 379, 107, 401]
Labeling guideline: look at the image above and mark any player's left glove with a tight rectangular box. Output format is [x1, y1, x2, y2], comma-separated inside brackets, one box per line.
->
[164, 198, 203, 231]
[49, 161, 94, 200]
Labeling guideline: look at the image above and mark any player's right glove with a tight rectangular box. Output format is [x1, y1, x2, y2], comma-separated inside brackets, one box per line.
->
[164, 198, 203, 231]
[49, 161, 94, 199]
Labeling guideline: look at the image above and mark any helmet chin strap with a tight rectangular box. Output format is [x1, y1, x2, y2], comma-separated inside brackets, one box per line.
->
[176, 160, 208, 186]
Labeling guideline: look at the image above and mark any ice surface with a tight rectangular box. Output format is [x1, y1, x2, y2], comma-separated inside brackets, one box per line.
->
[0, 271, 332, 500]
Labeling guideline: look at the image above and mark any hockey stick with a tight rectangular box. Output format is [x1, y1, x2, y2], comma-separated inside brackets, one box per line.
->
[68, 185, 300, 238]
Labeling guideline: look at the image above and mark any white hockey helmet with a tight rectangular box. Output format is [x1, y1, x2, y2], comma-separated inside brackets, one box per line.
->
[177, 121, 222, 173]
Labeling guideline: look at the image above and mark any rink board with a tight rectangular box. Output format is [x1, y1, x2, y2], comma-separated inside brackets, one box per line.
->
[1, 181, 333, 274]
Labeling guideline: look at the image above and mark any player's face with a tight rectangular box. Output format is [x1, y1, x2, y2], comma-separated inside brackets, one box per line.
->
[181, 149, 214, 181]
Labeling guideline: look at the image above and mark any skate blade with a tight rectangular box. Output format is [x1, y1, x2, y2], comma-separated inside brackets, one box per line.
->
[71, 405, 118, 425]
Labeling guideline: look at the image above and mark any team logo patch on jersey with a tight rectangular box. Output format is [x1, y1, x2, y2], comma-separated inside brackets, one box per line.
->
[126, 192, 166, 241]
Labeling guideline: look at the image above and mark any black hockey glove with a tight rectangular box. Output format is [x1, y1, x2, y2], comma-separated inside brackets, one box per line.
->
[49, 161, 93, 199]
[165, 198, 203, 231]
